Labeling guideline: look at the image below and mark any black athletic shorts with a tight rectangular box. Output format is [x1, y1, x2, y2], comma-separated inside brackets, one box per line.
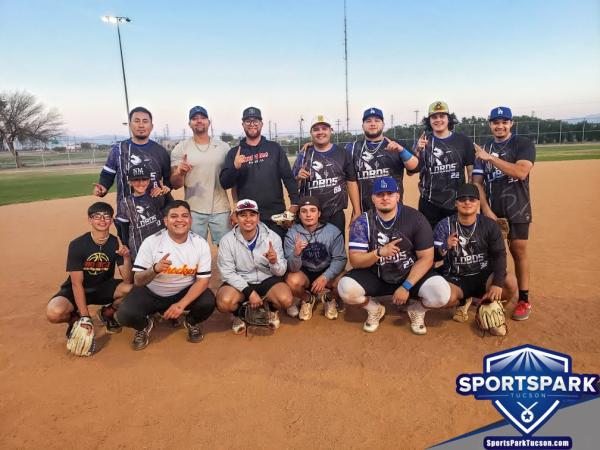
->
[344, 268, 440, 299]
[50, 279, 121, 310]
[300, 268, 327, 285]
[223, 275, 285, 297]
[418, 197, 455, 230]
[508, 222, 530, 240]
[444, 271, 492, 300]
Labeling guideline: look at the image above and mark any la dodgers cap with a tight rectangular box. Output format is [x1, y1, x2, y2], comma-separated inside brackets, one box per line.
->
[189, 105, 209, 120]
[489, 106, 513, 121]
[242, 107, 262, 121]
[456, 183, 480, 200]
[362, 107, 384, 122]
[428, 101, 449, 117]
[299, 196, 321, 210]
[372, 176, 398, 195]
[235, 198, 259, 213]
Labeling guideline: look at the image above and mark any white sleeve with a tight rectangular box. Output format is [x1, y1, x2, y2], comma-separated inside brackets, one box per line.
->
[133, 236, 155, 271]
[196, 239, 212, 279]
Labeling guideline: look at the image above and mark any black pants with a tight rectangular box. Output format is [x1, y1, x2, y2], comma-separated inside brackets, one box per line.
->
[114, 220, 130, 246]
[263, 219, 288, 242]
[116, 285, 216, 331]
[322, 209, 346, 237]
[418, 197, 455, 230]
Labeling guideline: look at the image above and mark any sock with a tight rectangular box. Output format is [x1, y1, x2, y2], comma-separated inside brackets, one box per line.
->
[519, 290, 529, 302]
[363, 299, 380, 314]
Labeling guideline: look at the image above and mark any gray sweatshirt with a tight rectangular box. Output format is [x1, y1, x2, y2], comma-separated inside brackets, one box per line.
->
[284, 222, 347, 281]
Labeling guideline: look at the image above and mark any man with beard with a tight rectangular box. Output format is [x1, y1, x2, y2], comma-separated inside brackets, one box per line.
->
[473, 106, 536, 321]
[346, 107, 419, 211]
[220, 107, 299, 241]
[94, 106, 172, 243]
[170, 106, 232, 245]
[337, 177, 451, 334]
[292, 115, 360, 234]
[410, 101, 475, 229]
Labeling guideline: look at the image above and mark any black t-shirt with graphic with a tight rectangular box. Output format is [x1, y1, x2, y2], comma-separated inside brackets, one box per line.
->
[433, 214, 507, 286]
[293, 144, 357, 220]
[417, 132, 474, 210]
[61, 232, 123, 290]
[349, 206, 433, 284]
[346, 139, 412, 211]
[118, 193, 167, 260]
[473, 135, 535, 223]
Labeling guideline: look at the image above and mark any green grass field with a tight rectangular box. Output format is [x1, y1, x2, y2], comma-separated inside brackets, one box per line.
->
[0, 143, 598, 206]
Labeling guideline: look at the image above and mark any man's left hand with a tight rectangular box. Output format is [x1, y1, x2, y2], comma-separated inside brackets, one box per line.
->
[310, 275, 328, 294]
[163, 302, 185, 319]
[392, 286, 410, 305]
[482, 285, 503, 302]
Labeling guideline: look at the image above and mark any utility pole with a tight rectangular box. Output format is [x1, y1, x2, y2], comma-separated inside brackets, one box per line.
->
[298, 117, 304, 153]
[413, 110, 419, 143]
[343, 0, 350, 133]
[274, 123, 278, 140]
[391, 114, 395, 139]
[335, 119, 341, 144]
[268, 120, 272, 140]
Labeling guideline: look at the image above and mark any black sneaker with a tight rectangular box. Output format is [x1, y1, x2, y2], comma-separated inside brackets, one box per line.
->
[184, 318, 204, 343]
[132, 317, 153, 351]
[97, 305, 122, 334]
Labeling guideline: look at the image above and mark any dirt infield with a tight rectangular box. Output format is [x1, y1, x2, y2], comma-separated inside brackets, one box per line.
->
[1, 161, 599, 449]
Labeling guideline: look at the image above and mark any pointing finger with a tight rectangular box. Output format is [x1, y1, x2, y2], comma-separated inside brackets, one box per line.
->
[183, 154, 188, 162]
[236, 146, 241, 156]
[160, 253, 171, 261]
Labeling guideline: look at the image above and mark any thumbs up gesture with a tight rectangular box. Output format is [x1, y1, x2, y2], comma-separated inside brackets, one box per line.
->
[234, 146, 245, 169]
[153, 253, 172, 273]
[177, 153, 193, 176]
[263, 240, 277, 264]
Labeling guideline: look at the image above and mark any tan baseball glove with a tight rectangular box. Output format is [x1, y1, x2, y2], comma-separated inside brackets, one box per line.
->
[476, 300, 506, 335]
[66, 316, 96, 357]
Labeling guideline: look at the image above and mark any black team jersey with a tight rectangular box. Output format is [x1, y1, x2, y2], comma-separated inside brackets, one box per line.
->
[433, 214, 507, 286]
[349, 206, 433, 284]
[473, 135, 535, 223]
[416, 132, 474, 210]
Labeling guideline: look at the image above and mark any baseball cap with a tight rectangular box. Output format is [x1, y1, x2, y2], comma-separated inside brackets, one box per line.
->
[456, 183, 480, 200]
[299, 196, 321, 211]
[242, 107, 262, 121]
[310, 114, 332, 129]
[235, 198, 259, 213]
[489, 106, 513, 121]
[189, 105, 208, 120]
[428, 101, 449, 117]
[127, 164, 151, 180]
[362, 107, 384, 122]
[372, 176, 398, 195]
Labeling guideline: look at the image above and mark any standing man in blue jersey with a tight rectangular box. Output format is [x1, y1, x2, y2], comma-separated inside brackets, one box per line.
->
[347, 107, 419, 212]
[473, 106, 536, 321]
[93, 107, 172, 244]
[219, 107, 299, 241]
[410, 101, 475, 229]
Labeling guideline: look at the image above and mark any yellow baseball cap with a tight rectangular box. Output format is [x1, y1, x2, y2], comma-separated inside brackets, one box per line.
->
[428, 101, 449, 117]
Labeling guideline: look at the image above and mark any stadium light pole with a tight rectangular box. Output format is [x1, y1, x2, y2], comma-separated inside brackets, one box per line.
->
[101, 15, 132, 125]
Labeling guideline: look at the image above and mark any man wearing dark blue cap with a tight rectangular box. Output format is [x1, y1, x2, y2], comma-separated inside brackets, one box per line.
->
[170, 106, 232, 245]
[338, 176, 451, 334]
[346, 107, 419, 212]
[473, 106, 536, 321]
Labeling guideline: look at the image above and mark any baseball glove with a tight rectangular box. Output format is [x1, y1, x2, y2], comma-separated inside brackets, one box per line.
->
[271, 211, 296, 227]
[238, 301, 272, 328]
[66, 316, 96, 357]
[475, 300, 506, 332]
[496, 218, 510, 240]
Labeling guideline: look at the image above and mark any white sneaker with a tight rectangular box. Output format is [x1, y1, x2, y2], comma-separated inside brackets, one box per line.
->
[286, 304, 299, 318]
[299, 294, 316, 321]
[324, 299, 338, 320]
[363, 304, 386, 333]
[268, 310, 281, 329]
[407, 301, 427, 335]
[232, 315, 246, 335]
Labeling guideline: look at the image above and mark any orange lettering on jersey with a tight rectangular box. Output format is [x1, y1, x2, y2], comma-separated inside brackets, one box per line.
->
[162, 264, 197, 276]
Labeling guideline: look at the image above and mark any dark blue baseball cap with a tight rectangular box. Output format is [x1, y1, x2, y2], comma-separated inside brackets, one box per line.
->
[372, 176, 398, 195]
[189, 105, 208, 120]
[489, 106, 512, 121]
[363, 107, 384, 122]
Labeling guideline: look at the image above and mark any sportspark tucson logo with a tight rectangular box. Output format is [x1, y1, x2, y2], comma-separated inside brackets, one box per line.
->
[456, 345, 598, 439]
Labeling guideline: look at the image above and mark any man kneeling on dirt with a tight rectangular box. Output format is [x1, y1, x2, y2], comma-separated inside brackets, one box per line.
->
[116, 200, 216, 350]
[216, 199, 292, 335]
[46, 202, 133, 339]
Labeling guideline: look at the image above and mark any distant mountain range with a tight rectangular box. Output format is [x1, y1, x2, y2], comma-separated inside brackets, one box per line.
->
[564, 113, 600, 124]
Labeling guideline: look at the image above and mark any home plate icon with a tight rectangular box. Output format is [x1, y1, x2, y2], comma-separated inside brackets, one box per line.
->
[457, 344, 599, 436]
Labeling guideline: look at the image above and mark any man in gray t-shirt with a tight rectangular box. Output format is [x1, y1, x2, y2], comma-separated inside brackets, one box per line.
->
[170, 106, 232, 245]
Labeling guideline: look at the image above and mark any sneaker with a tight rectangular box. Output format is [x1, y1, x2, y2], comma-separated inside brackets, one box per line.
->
[299, 294, 317, 321]
[512, 301, 531, 321]
[452, 298, 472, 323]
[363, 304, 386, 333]
[324, 299, 338, 320]
[184, 318, 204, 343]
[132, 317, 153, 351]
[232, 315, 246, 335]
[97, 304, 122, 334]
[336, 297, 346, 313]
[268, 310, 281, 329]
[286, 304, 299, 318]
[407, 301, 427, 335]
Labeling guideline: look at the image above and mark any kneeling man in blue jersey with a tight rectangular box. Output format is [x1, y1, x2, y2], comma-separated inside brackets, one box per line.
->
[337, 177, 451, 334]
[216, 199, 292, 334]
[116, 200, 216, 350]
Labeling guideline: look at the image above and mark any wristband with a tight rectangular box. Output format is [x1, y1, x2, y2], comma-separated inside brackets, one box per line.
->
[401, 280, 413, 291]
[399, 148, 413, 162]
[152, 263, 160, 274]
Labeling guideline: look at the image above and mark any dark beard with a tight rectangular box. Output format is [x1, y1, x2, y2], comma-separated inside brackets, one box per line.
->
[133, 134, 149, 141]
[245, 129, 260, 139]
[365, 131, 383, 140]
